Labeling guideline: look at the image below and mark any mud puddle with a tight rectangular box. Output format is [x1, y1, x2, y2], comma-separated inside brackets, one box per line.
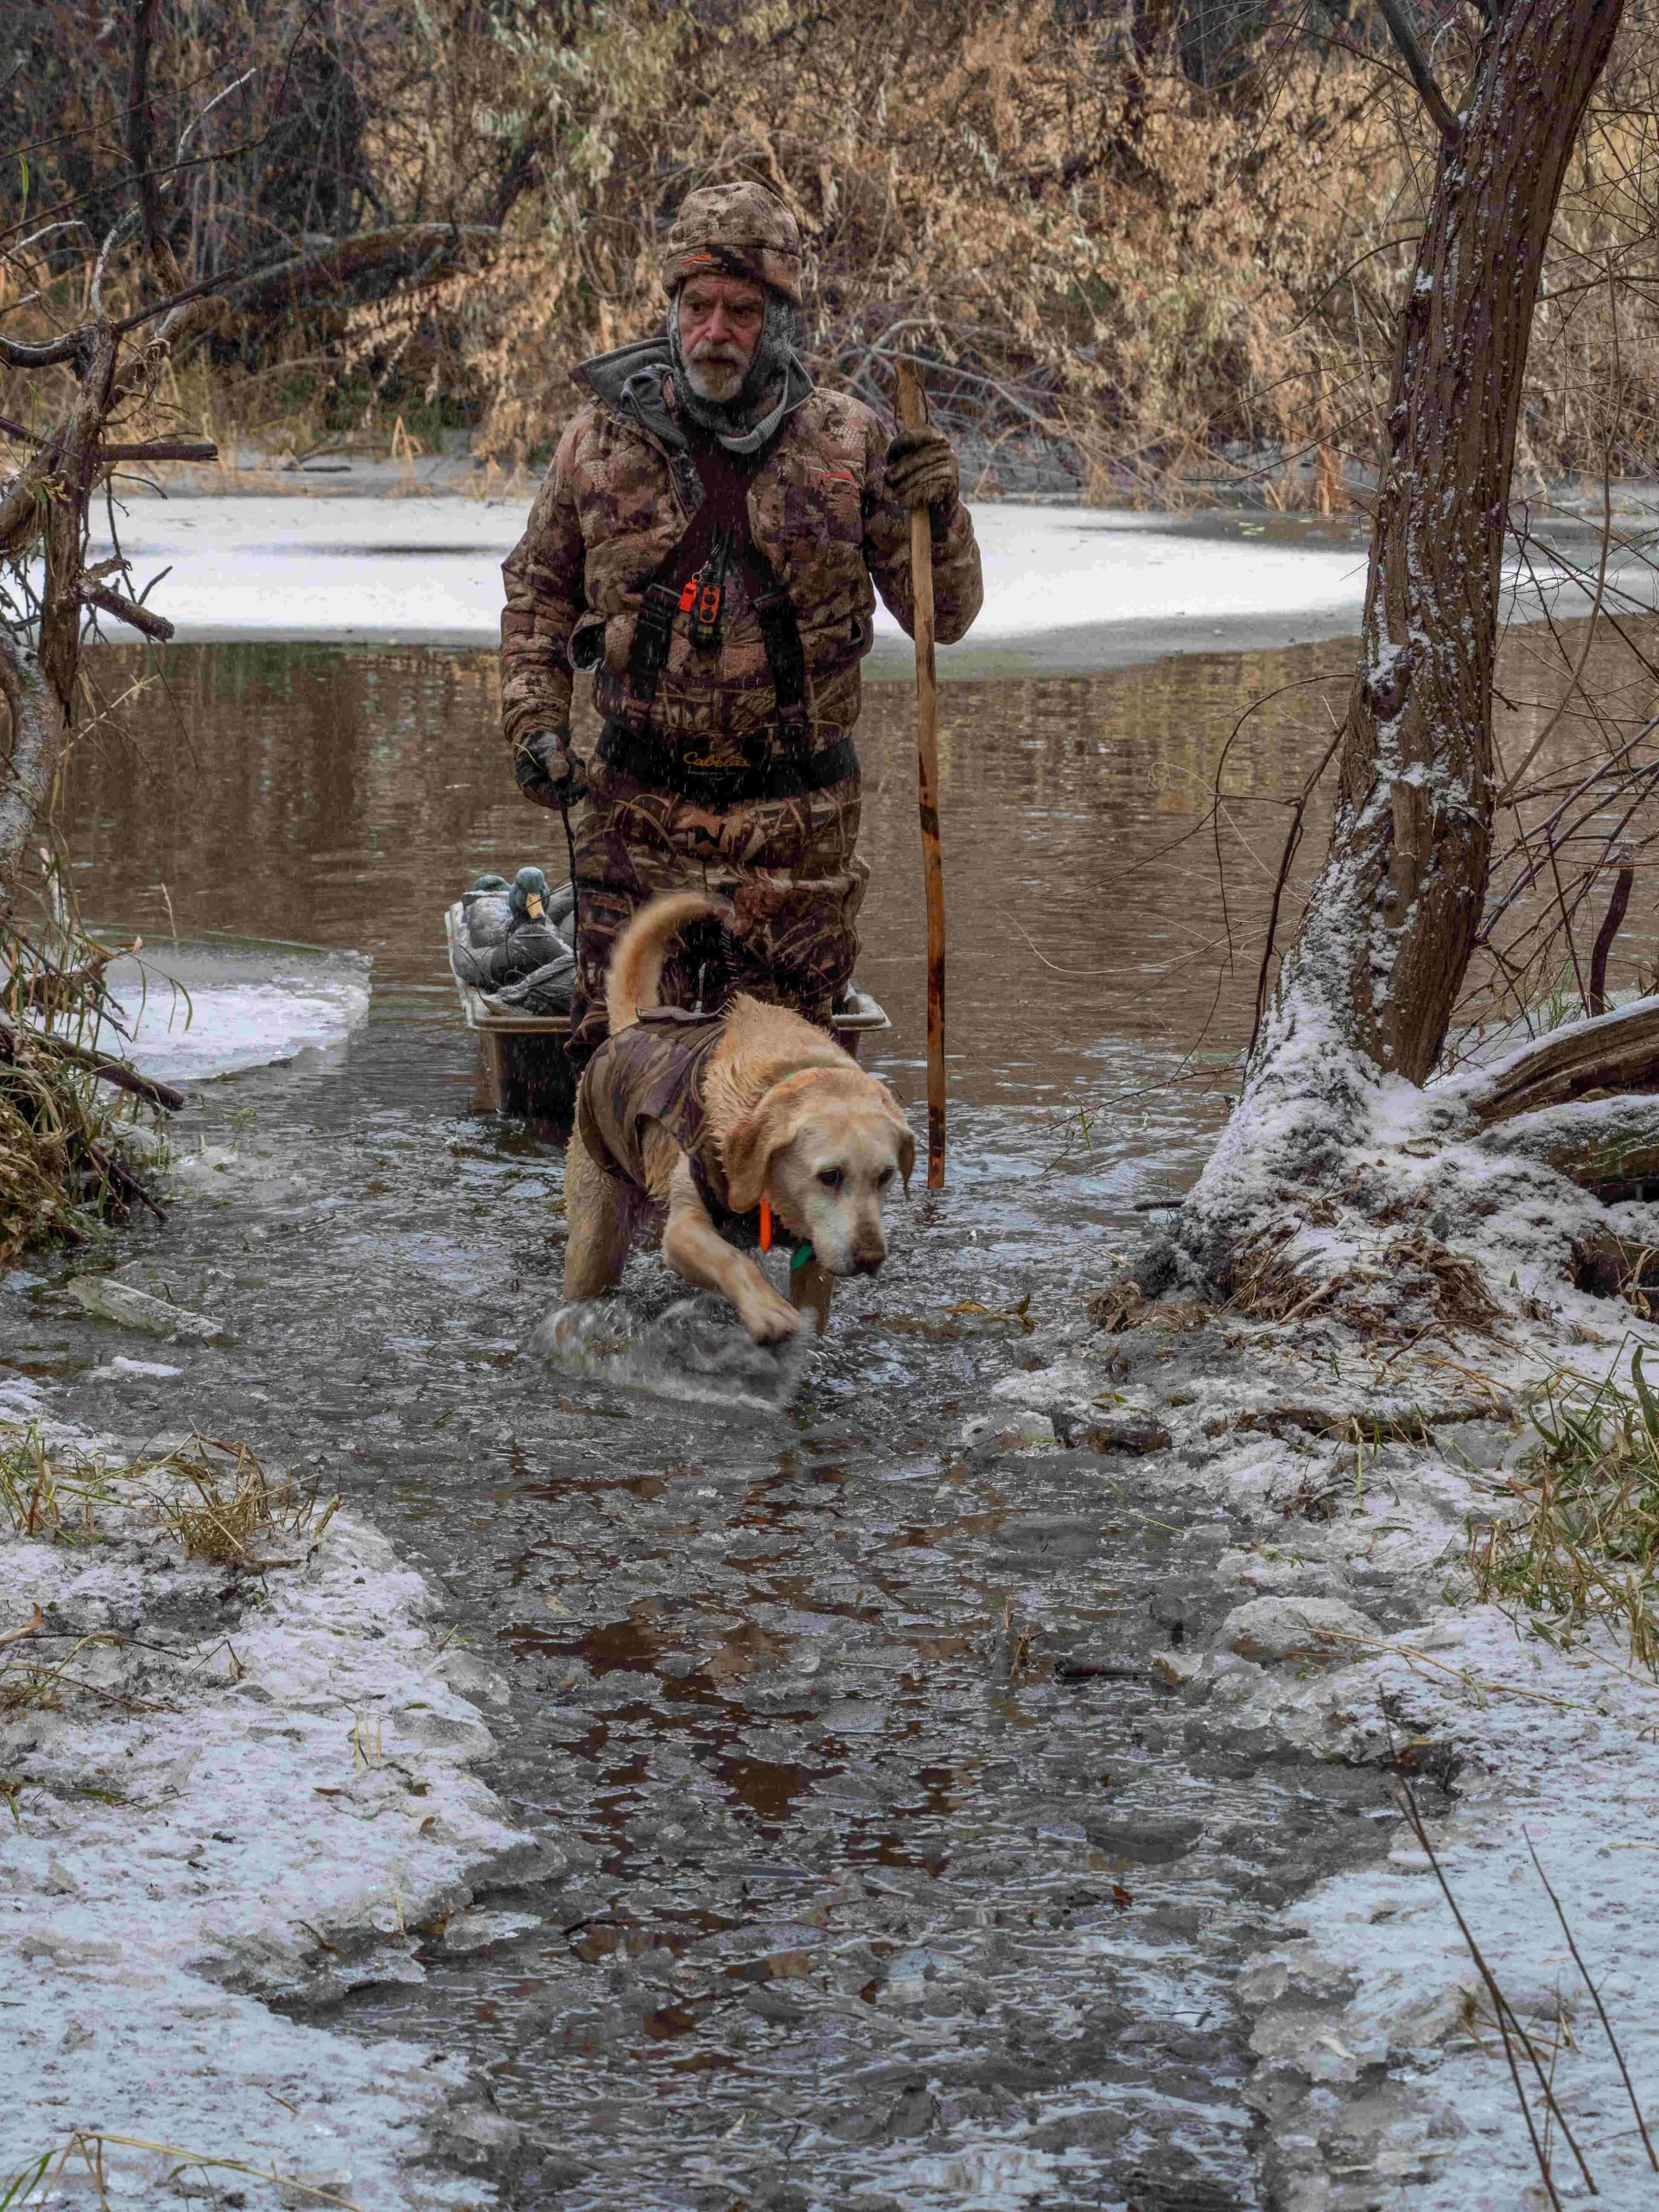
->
[22, 638, 1447, 2206]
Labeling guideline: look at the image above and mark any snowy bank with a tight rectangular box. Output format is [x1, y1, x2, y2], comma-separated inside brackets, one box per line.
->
[0, 1396, 562, 2209]
[951, 1045, 1659, 2209]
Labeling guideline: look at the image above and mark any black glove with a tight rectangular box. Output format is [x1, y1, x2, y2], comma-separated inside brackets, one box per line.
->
[886, 425, 960, 512]
[513, 728, 588, 809]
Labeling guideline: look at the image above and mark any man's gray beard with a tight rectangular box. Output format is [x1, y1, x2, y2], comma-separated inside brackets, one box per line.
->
[683, 353, 745, 404]
[667, 291, 803, 437]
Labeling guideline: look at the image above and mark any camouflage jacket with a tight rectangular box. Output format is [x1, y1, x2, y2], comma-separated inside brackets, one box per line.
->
[500, 338, 983, 760]
[576, 1009, 756, 1239]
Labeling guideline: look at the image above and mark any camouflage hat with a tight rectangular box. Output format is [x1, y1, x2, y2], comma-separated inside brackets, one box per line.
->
[663, 181, 804, 308]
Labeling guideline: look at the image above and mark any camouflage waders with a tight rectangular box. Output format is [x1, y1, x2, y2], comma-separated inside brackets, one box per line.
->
[569, 765, 867, 1065]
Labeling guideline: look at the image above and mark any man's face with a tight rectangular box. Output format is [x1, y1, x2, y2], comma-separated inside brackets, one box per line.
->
[677, 275, 766, 404]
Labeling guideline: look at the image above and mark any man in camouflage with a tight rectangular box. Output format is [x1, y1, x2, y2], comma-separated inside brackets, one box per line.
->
[499, 180, 983, 1065]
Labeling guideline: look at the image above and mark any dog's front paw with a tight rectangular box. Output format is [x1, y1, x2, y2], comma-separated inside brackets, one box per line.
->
[737, 1284, 803, 1345]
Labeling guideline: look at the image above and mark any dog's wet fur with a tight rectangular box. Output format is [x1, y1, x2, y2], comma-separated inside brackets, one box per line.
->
[563, 893, 914, 1342]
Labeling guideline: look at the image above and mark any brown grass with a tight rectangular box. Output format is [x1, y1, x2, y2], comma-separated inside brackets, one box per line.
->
[1382, 1230, 1507, 1334]
[141, 1438, 339, 1568]
[1, 895, 161, 1262]
[0, 1425, 339, 1568]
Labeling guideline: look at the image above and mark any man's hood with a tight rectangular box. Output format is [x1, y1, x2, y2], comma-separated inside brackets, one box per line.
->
[574, 335, 814, 456]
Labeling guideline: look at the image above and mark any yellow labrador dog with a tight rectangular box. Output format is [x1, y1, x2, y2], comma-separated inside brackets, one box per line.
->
[563, 892, 913, 1342]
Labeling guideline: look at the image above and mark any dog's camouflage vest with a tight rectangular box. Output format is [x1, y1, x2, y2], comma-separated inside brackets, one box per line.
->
[575, 1008, 759, 1243]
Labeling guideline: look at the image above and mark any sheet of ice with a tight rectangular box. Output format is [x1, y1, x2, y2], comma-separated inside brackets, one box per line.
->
[83, 942, 372, 1084]
[878, 505, 1368, 639]
[84, 494, 1371, 651]
[86, 493, 1659, 664]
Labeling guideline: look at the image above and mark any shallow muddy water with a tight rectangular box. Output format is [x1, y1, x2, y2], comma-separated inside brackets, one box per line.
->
[14, 622, 1640, 2207]
[67, 636, 1362, 1092]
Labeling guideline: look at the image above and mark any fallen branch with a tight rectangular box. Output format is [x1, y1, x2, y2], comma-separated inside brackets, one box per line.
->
[1478, 1094, 1659, 1196]
[2, 1015, 186, 1113]
[218, 222, 496, 314]
[1462, 995, 1659, 1126]
[97, 439, 217, 465]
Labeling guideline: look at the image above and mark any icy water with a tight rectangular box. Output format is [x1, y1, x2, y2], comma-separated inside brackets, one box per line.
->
[22, 637, 1431, 2209]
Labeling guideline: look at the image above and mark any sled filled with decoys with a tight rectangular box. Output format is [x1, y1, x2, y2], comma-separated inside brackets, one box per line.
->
[445, 865, 891, 1128]
[445, 867, 579, 1121]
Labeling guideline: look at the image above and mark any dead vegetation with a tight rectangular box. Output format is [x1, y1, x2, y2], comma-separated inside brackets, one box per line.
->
[11, 1, 1659, 498]
[1090, 1223, 1507, 1348]
[1470, 1350, 1659, 1669]
[0, 906, 168, 1262]
[140, 1437, 339, 1567]
[0, 1427, 111, 1545]
[1, 1426, 339, 1728]
[2, 2132, 369, 2212]
[0, 1423, 338, 1568]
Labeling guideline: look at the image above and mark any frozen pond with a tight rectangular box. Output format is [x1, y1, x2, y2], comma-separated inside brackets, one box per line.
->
[87, 497, 1376, 671]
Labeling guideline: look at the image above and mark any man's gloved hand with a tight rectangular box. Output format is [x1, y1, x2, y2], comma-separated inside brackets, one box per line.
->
[885, 425, 960, 512]
[513, 728, 588, 808]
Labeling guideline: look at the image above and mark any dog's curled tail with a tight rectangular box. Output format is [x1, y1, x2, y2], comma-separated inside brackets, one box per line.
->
[606, 891, 728, 1034]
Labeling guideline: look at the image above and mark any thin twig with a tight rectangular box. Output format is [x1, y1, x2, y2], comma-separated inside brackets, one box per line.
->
[1373, 0, 1461, 142]
[1393, 1764, 1593, 2205]
[1251, 724, 1345, 1053]
[1525, 1829, 1659, 2174]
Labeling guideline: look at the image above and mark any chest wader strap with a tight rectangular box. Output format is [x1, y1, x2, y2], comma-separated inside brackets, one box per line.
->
[753, 585, 810, 753]
[621, 437, 811, 758]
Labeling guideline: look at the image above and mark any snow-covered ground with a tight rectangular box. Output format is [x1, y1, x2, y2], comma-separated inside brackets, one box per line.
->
[976, 991, 1659, 2208]
[0, 1385, 556, 2208]
[979, 1365, 1659, 2207]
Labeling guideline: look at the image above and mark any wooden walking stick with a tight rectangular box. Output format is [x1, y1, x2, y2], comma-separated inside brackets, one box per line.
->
[896, 359, 947, 1189]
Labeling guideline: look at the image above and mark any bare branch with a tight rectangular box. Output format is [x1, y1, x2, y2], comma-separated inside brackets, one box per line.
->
[3, 1019, 186, 1113]
[96, 440, 217, 464]
[1374, 0, 1462, 141]
[1586, 853, 1635, 1017]
[0, 330, 90, 370]
[175, 70, 257, 168]
[126, 0, 180, 289]
[76, 580, 175, 643]
[90, 211, 138, 321]
[213, 223, 498, 314]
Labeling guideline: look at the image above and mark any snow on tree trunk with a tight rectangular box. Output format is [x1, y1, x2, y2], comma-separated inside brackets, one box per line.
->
[1179, 0, 1624, 1284]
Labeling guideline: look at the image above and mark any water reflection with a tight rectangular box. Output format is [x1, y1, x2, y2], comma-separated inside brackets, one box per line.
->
[67, 609, 1659, 1118]
[69, 639, 1354, 1109]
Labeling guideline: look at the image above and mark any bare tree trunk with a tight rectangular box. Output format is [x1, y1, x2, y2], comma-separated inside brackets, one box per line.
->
[1280, 0, 1622, 1088]
[39, 329, 119, 720]
[1173, 0, 1624, 1283]
[0, 633, 70, 913]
